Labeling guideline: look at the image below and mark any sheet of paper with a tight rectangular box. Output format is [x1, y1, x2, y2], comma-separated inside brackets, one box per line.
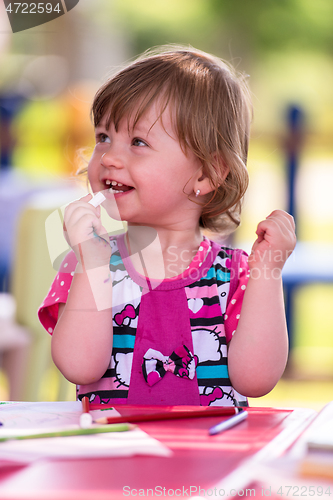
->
[0, 401, 171, 462]
[0, 401, 118, 435]
[0, 401, 103, 429]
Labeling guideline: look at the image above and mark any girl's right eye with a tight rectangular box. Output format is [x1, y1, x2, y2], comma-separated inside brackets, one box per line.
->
[96, 133, 111, 144]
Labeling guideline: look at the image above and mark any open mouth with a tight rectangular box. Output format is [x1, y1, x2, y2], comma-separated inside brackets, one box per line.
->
[104, 179, 134, 194]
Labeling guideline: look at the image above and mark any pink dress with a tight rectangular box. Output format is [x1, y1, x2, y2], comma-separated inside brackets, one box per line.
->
[39, 235, 249, 407]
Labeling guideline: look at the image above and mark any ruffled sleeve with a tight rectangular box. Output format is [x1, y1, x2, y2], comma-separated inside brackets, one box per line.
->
[224, 251, 250, 344]
[38, 251, 77, 335]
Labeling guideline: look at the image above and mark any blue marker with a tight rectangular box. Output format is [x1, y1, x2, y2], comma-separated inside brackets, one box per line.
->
[209, 409, 248, 435]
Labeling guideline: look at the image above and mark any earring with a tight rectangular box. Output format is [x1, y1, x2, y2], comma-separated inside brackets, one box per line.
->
[195, 189, 200, 197]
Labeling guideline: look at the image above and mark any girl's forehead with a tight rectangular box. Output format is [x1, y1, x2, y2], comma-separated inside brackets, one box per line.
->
[99, 100, 175, 134]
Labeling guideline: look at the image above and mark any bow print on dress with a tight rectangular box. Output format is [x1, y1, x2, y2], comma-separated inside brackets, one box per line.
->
[142, 345, 197, 386]
[114, 304, 136, 326]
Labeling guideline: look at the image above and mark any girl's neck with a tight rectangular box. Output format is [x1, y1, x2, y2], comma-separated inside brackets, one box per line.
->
[125, 224, 204, 279]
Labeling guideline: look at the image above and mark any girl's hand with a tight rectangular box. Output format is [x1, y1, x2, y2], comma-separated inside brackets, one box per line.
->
[63, 194, 111, 270]
[248, 210, 296, 272]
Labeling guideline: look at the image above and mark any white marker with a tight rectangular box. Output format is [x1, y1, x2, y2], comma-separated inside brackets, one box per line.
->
[79, 412, 93, 429]
[88, 192, 106, 208]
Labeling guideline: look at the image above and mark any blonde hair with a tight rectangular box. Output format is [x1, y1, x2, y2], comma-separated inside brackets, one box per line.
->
[91, 45, 252, 233]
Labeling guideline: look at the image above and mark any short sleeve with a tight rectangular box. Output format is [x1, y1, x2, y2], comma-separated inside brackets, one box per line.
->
[38, 251, 77, 335]
[224, 252, 250, 344]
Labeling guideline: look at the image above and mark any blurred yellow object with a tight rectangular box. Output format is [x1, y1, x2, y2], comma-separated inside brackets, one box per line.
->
[0, 293, 30, 401]
[12, 100, 70, 177]
[11, 85, 95, 178]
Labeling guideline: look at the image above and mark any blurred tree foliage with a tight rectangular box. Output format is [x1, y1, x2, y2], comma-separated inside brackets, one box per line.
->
[209, 0, 333, 55]
[80, 0, 333, 137]
[109, 0, 333, 62]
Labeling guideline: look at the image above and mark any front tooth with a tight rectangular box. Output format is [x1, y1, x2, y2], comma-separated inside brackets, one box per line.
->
[111, 181, 117, 186]
[105, 180, 111, 185]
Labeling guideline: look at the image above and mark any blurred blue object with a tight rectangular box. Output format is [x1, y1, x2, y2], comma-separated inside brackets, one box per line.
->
[282, 105, 333, 353]
[285, 105, 304, 227]
[0, 170, 36, 292]
[0, 94, 25, 170]
[0, 93, 28, 291]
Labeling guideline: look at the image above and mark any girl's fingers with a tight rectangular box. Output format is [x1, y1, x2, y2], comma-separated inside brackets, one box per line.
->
[266, 210, 295, 233]
[64, 196, 100, 231]
[257, 212, 293, 240]
[66, 206, 98, 229]
[63, 194, 93, 221]
[63, 195, 105, 249]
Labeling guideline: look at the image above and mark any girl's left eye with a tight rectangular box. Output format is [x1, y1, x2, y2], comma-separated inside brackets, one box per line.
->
[132, 138, 147, 147]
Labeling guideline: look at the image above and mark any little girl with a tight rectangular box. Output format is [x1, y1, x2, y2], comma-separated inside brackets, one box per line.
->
[39, 45, 296, 407]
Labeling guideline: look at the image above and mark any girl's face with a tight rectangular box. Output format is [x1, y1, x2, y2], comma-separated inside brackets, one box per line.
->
[88, 103, 205, 229]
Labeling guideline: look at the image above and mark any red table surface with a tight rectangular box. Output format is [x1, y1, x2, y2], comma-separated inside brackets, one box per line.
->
[0, 406, 296, 500]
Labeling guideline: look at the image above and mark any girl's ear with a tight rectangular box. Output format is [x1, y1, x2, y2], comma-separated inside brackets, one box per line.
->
[194, 157, 229, 196]
[194, 173, 214, 196]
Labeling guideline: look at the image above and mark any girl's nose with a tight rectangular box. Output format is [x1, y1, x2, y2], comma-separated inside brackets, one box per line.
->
[100, 144, 124, 169]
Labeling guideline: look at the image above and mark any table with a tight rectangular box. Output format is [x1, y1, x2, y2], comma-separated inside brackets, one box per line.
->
[0, 405, 322, 500]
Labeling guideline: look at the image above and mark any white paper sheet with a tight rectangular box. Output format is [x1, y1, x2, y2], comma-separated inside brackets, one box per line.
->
[0, 401, 171, 462]
[0, 401, 116, 433]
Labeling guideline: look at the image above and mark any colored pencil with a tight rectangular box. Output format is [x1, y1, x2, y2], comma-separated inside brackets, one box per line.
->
[94, 406, 238, 425]
[81, 396, 90, 413]
[0, 424, 134, 442]
[209, 409, 248, 435]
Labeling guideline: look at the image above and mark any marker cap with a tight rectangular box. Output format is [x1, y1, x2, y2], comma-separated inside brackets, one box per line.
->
[88, 192, 106, 208]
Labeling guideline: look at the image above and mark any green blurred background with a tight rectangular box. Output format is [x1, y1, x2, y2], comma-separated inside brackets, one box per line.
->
[0, 0, 332, 409]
